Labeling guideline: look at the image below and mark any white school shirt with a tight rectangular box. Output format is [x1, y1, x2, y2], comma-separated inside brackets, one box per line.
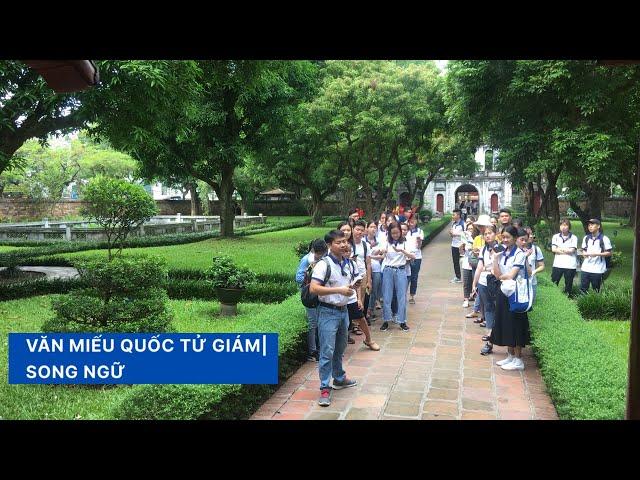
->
[352, 239, 370, 276]
[497, 246, 527, 280]
[477, 245, 496, 287]
[580, 234, 612, 274]
[365, 236, 383, 273]
[527, 244, 545, 286]
[460, 232, 474, 270]
[376, 227, 388, 245]
[450, 220, 465, 248]
[311, 254, 357, 306]
[406, 227, 424, 260]
[552, 233, 578, 270]
[381, 240, 409, 268]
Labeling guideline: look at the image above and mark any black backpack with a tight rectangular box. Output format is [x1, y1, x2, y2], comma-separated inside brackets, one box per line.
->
[300, 258, 332, 308]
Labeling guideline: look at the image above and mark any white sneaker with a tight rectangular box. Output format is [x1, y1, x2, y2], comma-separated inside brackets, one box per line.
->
[501, 358, 525, 371]
[454, 278, 463, 284]
[496, 354, 514, 366]
[462, 300, 469, 308]
[450, 277, 459, 283]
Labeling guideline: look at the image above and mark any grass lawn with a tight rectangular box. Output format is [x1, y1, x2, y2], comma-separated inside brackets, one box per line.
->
[0, 295, 277, 420]
[531, 220, 634, 419]
[58, 225, 337, 274]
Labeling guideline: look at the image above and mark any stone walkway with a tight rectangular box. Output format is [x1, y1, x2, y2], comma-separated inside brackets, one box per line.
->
[0, 266, 79, 280]
[251, 228, 559, 420]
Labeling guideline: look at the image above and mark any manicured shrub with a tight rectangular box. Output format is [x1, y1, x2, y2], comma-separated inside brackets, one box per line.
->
[42, 255, 173, 334]
[82, 176, 159, 259]
[576, 282, 632, 321]
[528, 277, 627, 419]
[165, 279, 296, 303]
[204, 255, 256, 290]
[111, 294, 308, 419]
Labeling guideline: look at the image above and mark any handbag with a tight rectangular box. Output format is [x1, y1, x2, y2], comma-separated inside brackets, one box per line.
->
[506, 264, 533, 313]
[469, 252, 479, 269]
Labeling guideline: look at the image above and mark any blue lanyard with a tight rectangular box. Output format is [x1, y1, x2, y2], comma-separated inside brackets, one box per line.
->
[588, 233, 602, 247]
[559, 232, 572, 243]
[502, 245, 518, 266]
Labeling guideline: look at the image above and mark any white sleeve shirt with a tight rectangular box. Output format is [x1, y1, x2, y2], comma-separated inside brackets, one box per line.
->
[552, 233, 578, 270]
[580, 234, 612, 274]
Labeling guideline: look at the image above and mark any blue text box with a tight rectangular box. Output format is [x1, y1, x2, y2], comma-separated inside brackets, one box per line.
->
[8, 333, 278, 385]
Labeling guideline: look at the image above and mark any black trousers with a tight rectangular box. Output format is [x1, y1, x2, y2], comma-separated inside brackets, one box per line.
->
[581, 271, 603, 293]
[551, 267, 576, 295]
[451, 247, 461, 280]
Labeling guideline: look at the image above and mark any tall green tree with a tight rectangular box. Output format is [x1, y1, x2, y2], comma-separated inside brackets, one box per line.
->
[88, 60, 316, 236]
[0, 61, 88, 176]
[445, 60, 640, 232]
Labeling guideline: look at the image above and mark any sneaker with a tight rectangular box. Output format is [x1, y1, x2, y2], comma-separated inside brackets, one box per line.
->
[409, 297, 416, 304]
[333, 377, 358, 390]
[496, 354, 514, 366]
[380, 321, 389, 331]
[306, 354, 316, 362]
[454, 278, 463, 284]
[318, 388, 332, 406]
[462, 300, 469, 308]
[502, 358, 524, 371]
[449, 277, 459, 284]
[399, 323, 410, 331]
[480, 343, 493, 355]
[347, 335, 355, 344]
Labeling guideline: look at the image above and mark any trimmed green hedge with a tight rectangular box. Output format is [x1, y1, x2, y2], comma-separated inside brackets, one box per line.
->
[111, 294, 307, 419]
[419, 215, 451, 248]
[0, 218, 316, 267]
[576, 280, 632, 321]
[528, 276, 627, 419]
[0, 276, 295, 304]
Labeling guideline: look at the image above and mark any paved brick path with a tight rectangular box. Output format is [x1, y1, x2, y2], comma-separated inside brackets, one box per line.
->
[251, 228, 559, 420]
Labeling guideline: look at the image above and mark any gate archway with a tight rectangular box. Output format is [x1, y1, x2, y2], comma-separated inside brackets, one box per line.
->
[454, 184, 479, 215]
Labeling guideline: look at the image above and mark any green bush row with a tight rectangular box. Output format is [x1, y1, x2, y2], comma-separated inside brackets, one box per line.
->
[576, 281, 632, 321]
[0, 218, 315, 267]
[167, 279, 296, 303]
[528, 276, 627, 419]
[421, 215, 451, 246]
[111, 293, 308, 419]
[0, 276, 296, 304]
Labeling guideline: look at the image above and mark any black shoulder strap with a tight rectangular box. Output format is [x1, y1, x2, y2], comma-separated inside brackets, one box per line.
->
[363, 240, 368, 258]
[321, 258, 332, 285]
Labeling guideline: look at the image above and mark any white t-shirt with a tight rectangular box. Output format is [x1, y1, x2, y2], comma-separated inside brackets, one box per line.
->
[352, 239, 370, 276]
[381, 241, 409, 268]
[376, 227, 388, 245]
[477, 245, 496, 286]
[552, 233, 578, 270]
[460, 232, 474, 270]
[364, 236, 382, 273]
[498, 246, 527, 280]
[527, 244, 545, 286]
[450, 220, 465, 248]
[311, 255, 357, 307]
[406, 227, 424, 260]
[580, 234, 612, 274]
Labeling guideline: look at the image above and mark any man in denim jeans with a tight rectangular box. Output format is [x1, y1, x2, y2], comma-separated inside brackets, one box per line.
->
[310, 230, 359, 407]
[295, 238, 328, 361]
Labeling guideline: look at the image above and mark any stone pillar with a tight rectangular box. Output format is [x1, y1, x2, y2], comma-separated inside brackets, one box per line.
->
[65, 226, 71, 241]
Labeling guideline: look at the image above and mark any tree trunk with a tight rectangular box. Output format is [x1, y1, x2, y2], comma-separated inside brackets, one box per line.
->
[219, 165, 235, 237]
[311, 193, 324, 227]
[526, 182, 535, 218]
[189, 184, 202, 216]
[546, 181, 561, 233]
[571, 185, 606, 234]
